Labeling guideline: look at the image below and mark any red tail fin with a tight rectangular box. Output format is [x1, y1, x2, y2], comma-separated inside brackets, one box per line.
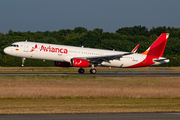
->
[141, 33, 169, 58]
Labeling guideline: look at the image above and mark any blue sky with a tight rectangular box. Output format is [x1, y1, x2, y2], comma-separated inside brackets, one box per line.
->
[0, 0, 180, 33]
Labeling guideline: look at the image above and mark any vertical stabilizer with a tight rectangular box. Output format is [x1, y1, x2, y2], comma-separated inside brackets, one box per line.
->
[141, 33, 169, 58]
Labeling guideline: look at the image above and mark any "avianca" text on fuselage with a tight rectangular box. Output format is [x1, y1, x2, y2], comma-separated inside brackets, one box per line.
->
[30, 44, 68, 54]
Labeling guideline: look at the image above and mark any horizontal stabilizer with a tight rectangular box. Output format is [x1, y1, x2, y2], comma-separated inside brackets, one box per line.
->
[153, 57, 176, 62]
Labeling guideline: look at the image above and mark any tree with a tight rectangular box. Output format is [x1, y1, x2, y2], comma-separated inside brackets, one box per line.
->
[93, 28, 103, 35]
[74, 27, 87, 34]
[150, 26, 167, 36]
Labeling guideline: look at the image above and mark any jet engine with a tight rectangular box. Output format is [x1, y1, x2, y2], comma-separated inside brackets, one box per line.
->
[70, 58, 91, 67]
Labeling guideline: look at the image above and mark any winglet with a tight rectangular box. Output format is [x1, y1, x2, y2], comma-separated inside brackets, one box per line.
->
[131, 43, 140, 53]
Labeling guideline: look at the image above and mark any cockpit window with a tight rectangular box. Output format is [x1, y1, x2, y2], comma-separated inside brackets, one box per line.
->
[10, 44, 19, 47]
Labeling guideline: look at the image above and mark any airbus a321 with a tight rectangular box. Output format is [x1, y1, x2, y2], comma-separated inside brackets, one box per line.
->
[4, 33, 170, 74]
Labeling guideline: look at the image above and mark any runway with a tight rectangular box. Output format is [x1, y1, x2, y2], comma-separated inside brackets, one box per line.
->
[1, 113, 180, 120]
[0, 72, 180, 77]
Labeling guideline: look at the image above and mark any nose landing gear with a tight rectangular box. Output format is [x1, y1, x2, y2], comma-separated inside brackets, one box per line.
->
[21, 58, 26, 67]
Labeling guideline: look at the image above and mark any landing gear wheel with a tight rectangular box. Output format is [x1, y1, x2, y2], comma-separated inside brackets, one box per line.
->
[21, 58, 25, 67]
[78, 68, 85, 74]
[90, 69, 96, 74]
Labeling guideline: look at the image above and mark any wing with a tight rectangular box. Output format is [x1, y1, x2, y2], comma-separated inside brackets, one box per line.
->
[75, 52, 133, 64]
[73, 44, 139, 64]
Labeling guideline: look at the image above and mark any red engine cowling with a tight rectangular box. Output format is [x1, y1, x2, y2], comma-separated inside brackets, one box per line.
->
[71, 58, 91, 67]
[54, 61, 71, 67]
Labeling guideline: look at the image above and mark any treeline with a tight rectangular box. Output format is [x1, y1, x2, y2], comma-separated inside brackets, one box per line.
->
[0, 26, 180, 67]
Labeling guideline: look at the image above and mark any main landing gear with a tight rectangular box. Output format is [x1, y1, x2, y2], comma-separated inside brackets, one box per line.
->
[78, 66, 97, 74]
[90, 68, 96, 74]
[78, 68, 85, 74]
[90, 64, 96, 74]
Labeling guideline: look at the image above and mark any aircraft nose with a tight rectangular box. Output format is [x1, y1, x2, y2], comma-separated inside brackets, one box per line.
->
[4, 47, 10, 54]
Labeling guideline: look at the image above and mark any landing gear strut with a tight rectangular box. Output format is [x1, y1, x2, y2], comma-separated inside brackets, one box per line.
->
[21, 58, 26, 67]
[90, 64, 96, 74]
[78, 68, 85, 74]
[78, 65, 97, 74]
[90, 68, 96, 74]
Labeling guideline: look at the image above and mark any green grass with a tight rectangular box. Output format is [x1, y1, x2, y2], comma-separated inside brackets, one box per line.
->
[0, 98, 180, 114]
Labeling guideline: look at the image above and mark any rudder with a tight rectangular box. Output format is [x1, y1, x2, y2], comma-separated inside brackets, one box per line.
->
[141, 33, 169, 58]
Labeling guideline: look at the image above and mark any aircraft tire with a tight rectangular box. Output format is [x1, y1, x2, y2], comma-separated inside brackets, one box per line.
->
[78, 68, 85, 74]
[90, 69, 96, 74]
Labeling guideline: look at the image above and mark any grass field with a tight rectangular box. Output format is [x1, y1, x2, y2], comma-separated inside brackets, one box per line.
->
[1, 98, 180, 114]
[1, 76, 180, 98]
[0, 67, 180, 114]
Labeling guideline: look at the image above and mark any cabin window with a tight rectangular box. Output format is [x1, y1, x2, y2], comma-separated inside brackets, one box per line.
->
[10, 44, 19, 47]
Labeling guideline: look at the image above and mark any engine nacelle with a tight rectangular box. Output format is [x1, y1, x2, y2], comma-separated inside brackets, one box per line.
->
[70, 58, 91, 67]
[54, 61, 71, 67]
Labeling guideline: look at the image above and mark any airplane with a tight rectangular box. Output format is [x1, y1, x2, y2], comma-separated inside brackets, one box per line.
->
[4, 33, 170, 74]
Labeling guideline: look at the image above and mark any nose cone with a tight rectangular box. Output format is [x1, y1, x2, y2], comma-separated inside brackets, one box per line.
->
[4, 47, 10, 55]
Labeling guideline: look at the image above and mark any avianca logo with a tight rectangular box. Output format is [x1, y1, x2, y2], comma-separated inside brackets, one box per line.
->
[30, 44, 37, 52]
[30, 44, 68, 54]
[74, 60, 82, 66]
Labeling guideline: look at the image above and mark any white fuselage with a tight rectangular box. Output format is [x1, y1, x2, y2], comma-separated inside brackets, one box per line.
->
[3, 41, 169, 68]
